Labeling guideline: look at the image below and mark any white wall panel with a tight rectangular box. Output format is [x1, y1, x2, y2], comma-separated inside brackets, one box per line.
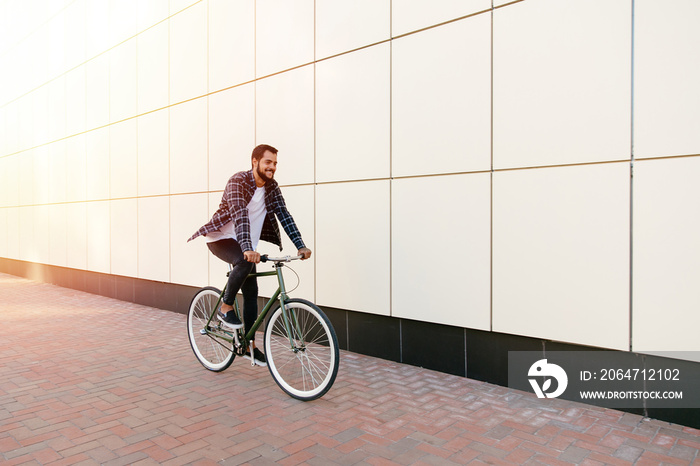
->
[138, 0, 169, 32]
[392, 15, 491, 177]
[1, 108, 8, 157]
[137, 109, 170, 197]
[0, 107, 6, 156]
[316, 180, 390, 315]
[16, 98, 32, 152]
[31, 89, 48, 148]
[170, 193, 209, 286]
[48, 77, 66, 142]
[0, 159, 5, 207]
[85, 53, 110, 130]
[48, 141, 66, 203]
[6, 208, 19, 259]
[34, 205, 50, 265]
[65, 135, 87, 202]
[18, 206, 48, 262]
[65, 202, 87, 270]
[64, 0, 86, 71]
[392, 174, 491, 329]
[49, 204, 67, 267]
[256, 185, 315, 300]
[86, 0, 110, 59]
[19, 150, 33, 206]
[18, 206, 39, 263]
[392, 0, 490, 37]
[170, 0, 198, 15]
[256, 0, 313, 77]
[316, 44, 390, 183]
[0, 57, 17, 105]
[493, 0, 631, 169]
[5, 155, 19, 206]
[4, 102, 19, 155]
[634, 0, 700, 159]
[493, 163, 630, 350]
[138, 196, 170, 282]
[27, 29, 48, 95]
[633, 157, 700, 352]
[137, 20, 169, 114]
[205, 192, 229, 287]
[110, 119, 138, 199]
[208, 0, 255, 92]
[86, 200, 110, 273]
[18, 207, 33, 262]
[109, 0, 138, 47]
[109, 38, 138, 123]
[315, 0, 390, 59]
[169, 1, 207, 104]
[48, 11, 65, 79]
[0, 209, 6, 257]
[65, 66, 86, 136]
[170, 98, 208, 194]
[32, 147, 49, 205]
[256, 66, 314, 186]
[111, 198, 138, 277]
[0, 53, 16, 107]
[86, 127, 110, 200]
[208, 84, 255, 192]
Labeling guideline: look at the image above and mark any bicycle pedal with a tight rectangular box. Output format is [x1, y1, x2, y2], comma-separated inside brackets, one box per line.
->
[242, 353, 262, 367]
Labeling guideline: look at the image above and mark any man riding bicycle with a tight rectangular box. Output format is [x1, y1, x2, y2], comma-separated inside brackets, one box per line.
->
[188, 144, 312, 366]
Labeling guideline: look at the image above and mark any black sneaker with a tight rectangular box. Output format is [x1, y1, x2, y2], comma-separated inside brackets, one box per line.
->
[244, 348, 267, 366]
[217, 310, 243, 329]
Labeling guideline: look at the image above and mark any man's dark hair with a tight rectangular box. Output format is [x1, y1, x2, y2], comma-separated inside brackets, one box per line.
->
[252, 144, 278, 163]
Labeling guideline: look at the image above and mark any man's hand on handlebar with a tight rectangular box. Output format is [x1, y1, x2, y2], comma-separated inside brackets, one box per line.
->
[298, 247, 312, 260]
[243, 250, 261, 263]
[247, 248, 311, 263]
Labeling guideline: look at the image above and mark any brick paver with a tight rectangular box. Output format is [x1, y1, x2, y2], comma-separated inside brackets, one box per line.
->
[1, 273, 699, 465]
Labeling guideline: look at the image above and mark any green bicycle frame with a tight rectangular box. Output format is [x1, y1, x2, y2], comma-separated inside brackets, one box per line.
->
[204, 262, 303, 351]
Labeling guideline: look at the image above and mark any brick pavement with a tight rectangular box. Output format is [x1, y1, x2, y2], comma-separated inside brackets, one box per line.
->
[1, 272, 699, 466]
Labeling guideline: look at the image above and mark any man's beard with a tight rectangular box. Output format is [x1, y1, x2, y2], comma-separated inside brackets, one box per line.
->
[256, 165, 274, 183]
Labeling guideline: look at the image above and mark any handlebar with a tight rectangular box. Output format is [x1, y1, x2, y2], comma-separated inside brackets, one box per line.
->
[260, 254, 303, 263]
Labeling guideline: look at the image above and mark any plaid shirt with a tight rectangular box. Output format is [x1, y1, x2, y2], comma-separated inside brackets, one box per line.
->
[188, 170, 306, 252]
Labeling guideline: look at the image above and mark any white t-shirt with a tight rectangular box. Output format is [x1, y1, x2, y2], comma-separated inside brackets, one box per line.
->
[204, 186, 267, 250]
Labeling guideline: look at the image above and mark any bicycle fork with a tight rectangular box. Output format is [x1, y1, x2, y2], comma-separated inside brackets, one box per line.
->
[275, 265, 306, 353]
[276, 264, 301, 353]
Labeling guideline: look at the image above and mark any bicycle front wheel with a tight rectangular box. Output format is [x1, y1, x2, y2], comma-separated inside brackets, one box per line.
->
[264, 299, 339, 401]
[187, 286, 235, 372]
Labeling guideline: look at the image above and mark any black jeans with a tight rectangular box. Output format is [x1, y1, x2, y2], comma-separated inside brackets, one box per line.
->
[207, 239, 258, 334]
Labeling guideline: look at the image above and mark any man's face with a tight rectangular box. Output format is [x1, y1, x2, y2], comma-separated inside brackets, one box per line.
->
[253, 150, 278, 183]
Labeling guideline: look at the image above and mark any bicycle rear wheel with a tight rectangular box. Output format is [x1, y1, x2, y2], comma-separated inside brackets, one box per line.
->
[187, 287, 235, 372]
[264, 298, 339, 400]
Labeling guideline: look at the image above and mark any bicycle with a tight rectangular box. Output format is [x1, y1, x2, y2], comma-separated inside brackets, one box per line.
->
[186, 254, 339, 401]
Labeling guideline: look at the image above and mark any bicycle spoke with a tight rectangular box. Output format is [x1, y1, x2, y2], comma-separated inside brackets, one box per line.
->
[299, 354, 323, 387]
[304, 349, 331, 372]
